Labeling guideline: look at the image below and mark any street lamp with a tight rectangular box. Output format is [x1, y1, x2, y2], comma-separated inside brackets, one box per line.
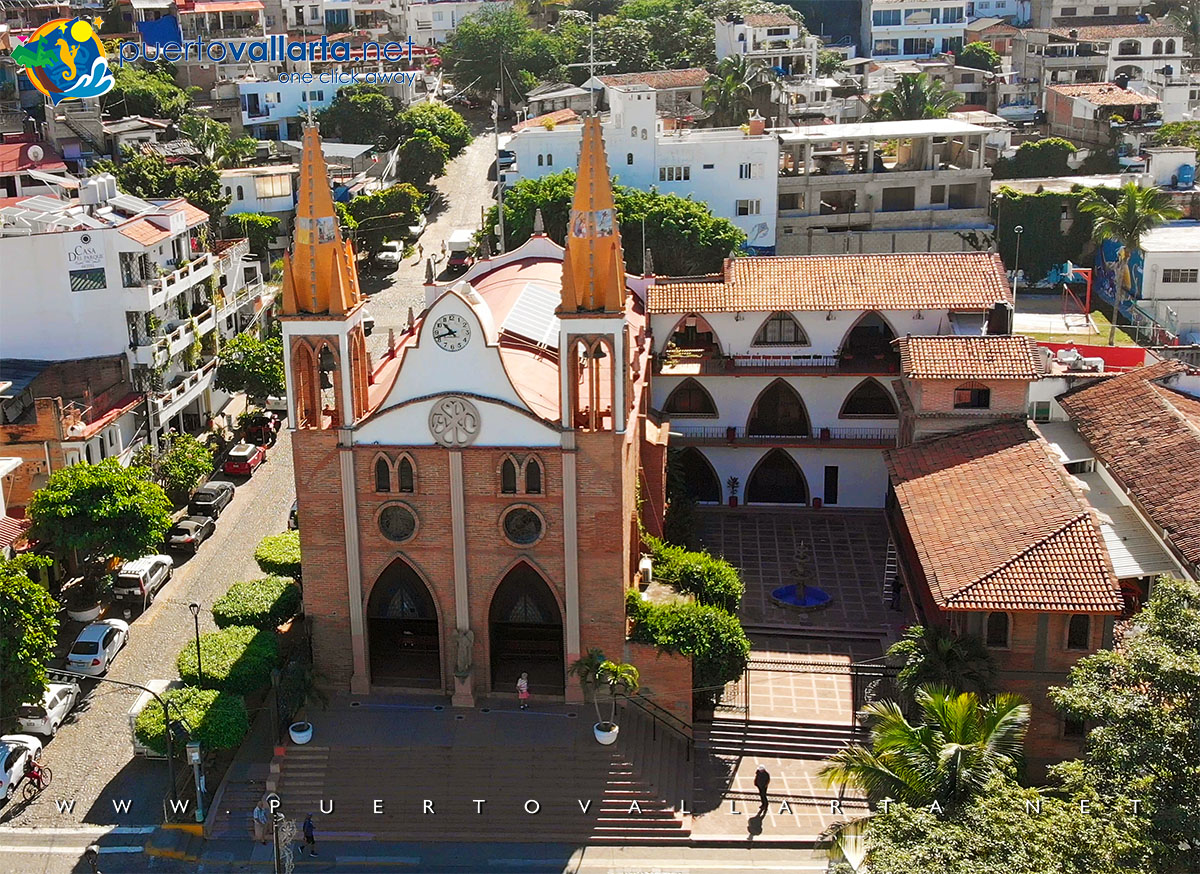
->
[492, 99, 506, 254]
[189, 603, 203, 686]
[1012, 225, 1025, 304]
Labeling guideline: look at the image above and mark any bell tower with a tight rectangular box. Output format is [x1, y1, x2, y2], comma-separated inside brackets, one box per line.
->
[559, 117, 630, 433]
[279, 124, 369, 429]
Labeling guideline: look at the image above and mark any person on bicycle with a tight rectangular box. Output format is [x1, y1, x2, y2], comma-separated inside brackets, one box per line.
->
[25, 758, 44, 789]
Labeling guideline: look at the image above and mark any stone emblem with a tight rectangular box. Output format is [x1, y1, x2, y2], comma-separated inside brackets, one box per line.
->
[429, 396, 480, 448]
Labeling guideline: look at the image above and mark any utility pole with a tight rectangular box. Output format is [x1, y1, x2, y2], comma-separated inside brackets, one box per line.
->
[566, 25, 616, 116]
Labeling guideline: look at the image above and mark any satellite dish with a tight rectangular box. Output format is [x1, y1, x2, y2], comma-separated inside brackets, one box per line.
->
[27, 145, 44, 162]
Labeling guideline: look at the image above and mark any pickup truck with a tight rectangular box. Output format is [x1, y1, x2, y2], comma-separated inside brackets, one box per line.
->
[128, 679, 185, 758]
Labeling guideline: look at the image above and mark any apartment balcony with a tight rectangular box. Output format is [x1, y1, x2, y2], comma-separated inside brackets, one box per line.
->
[132, 306, 217, 367]
[654, 352, 901, 377]
[672, 424, 899, 449]
[124, 253, 215, 312]
[150, 358, 219, 429]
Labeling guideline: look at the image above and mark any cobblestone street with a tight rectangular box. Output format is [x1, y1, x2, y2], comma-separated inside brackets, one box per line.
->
[0, 430, 295, 829]
[363, 114, 502, 364]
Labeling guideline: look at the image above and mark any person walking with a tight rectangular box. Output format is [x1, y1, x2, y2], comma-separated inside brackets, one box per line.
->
[252, 800, 268, 844]
[517, 672, 530, 710]
[754, 765, 771, 813]
[299, 813, 317, 856]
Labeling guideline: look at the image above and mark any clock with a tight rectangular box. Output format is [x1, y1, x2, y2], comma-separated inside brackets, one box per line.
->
[432, 313, 471, 352]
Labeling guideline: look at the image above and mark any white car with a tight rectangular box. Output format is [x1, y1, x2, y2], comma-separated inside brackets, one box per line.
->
[16, 683, 79, 737]
[374, 240, 405, 268]
[66, 619, 129, 676]
[0, 735, 43, 802]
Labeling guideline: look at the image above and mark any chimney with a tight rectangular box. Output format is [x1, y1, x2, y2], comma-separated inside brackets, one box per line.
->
[747, 110, 765, 136]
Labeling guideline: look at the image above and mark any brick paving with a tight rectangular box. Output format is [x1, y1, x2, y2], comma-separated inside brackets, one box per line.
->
[0, 431, 296, 828]
[743, 636, 884, 724]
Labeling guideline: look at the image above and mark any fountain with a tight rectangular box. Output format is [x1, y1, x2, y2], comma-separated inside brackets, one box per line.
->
[771, 542, 832, 612]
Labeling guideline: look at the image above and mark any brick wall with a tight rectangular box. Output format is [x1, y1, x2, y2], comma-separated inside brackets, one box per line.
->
[625, 641, 693, 725]
[0, 398, 67, 510]
[915, 379, 1030, 414]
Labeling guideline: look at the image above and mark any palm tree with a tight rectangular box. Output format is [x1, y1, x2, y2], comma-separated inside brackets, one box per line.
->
[702, 56, 763, 128]
[1078, 183, 1182, 345]
[1169, 0, 1200, 60]
[569, 649, 639, 730]
[867, 72, 962, 121]
[886, 625, 997, 700]
[819, 685, 1029, 809]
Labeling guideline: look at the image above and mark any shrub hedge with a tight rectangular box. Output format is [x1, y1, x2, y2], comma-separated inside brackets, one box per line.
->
[255, 531, 301, 579]
[177, 625, 279, 695]
[212, 576, 301, 630]
[626, 591, 751, 693]
[133, 686, 250, 755]
[646, 535, 745, 613]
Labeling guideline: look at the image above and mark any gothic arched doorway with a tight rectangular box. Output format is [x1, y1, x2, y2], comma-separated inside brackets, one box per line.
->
[675, 447, 721, 503]
[488, 562, 565, 695]
[746, 448, 810, 504]
[367, 558, 442, 688]
[747, 380, 811, 436]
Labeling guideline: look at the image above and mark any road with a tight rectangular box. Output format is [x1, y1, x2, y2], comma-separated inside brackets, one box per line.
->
[362, 110, 500, 364]
[0, 429, 296, 849]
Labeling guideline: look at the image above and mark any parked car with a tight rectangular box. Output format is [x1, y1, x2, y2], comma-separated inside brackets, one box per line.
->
[112, 555, 174, 607]
[288, 499, 299, 530]
[66, 619, 130, 676]
[0, 735, 43, 802]
[374, 241, 405, 269]
[446, 228, 474, 274]
[16, 683, 79, 737]
[407, 213, 428, 240]
[166, 516, 217, 554]
[362, 309, 375, 337]
[224, 443, 267, 476]
[241, 411, 280, 446]
[264, 396, 288, 415]
[498, 149, 516, 169]
[188, 481, 235, 518]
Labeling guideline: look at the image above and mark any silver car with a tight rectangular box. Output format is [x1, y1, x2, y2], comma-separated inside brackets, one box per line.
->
[0, 735, 43, 802]
[16, 683, 79, 737]
[66, 619, 129, 676]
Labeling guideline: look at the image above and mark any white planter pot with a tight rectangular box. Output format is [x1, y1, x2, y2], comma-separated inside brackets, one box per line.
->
[67, 604, 102, 623]
[594, 723, 619, 745]
[289, 722, 313, 745]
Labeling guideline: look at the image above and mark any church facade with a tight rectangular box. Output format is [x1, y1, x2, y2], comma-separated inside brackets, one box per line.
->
[282, 120, 669, 700]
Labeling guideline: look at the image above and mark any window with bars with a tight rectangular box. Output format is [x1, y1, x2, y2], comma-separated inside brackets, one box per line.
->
[658, 166, 690, 181]
[1163, 268, 1198, 283]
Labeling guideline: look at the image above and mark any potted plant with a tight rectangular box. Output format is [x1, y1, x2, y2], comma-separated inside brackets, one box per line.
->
[289, 721, 313, 744]
[67, 573, 112, 622]
[726, 477, 740, 507]
[569, 649, 639, 745]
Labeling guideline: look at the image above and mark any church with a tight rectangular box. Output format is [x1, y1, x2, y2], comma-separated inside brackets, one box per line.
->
[282, 119, 670, 701]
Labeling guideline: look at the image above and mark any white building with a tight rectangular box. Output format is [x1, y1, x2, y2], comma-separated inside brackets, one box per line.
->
[715, 13, 819, 75]
[210, 78, 343, 141]
[505, 85, 779, 249]
[220, 164, 298, 255]
[775, 118, 993, 255]
[866, 0, 967, 59]
[1133, 66, 1200, 123]
[405, 0, 508, 44]
[1014, 20, 1189, 88]
[646, 251, 1015, 508]
[1132, 223, 1200, 341]
[0, 175, 273, 440]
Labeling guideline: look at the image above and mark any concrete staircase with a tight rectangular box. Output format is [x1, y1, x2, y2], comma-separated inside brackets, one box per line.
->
[695, 717, 861, 760]
[212, 740, 690, 844]
[614, 702, 694, 814]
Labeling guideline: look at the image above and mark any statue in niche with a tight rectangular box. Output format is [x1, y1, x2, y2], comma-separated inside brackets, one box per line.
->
[453, 628, 474, 678]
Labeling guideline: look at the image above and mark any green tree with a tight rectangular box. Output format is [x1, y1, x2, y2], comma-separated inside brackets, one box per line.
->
[442, 6, 563, 106]
[345, 183, 424, 256]
[395, 103, 472, 158]
[1078, 182, 1182, 344]
[702, 55, 762, 127]
[820, 685, 1029, 808]
[1169, 0, 1200, 59]
[1152, 120, 1200, 151]
[215, 331, 285, 404]
[133, 686, 249, 755]
[817, 49, 845, 76]
[130, 430, 214, 505]
[396, 129, 450, 190]
[102, 62, 193, 119]
[868, 72, 963, 121]
[0, 555, 58, 724]
[178, 114, 257, 168]
[27, 460, 172, 601]
[226, 213, 281, 261]
[886, 625, 997, 700]
[555, 12, 658, 78]
[1049, 576, 1200, 873]
[992, 137, 1078, 179]
[317, 84, 402, 146]
[956, 40, 1001, 72]
[94, 152, 229, 227]
[484, 170, 746, 275]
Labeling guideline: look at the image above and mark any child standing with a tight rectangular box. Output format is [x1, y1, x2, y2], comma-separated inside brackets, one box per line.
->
[517, 672, 530, 710]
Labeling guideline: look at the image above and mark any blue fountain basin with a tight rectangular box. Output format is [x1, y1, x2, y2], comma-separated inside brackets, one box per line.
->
[771, 584, 833, 612]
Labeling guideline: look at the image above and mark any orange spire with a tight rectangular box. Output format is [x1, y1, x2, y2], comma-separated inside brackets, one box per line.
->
[560, 117, 625, 314]
[280, 124, 360, 316]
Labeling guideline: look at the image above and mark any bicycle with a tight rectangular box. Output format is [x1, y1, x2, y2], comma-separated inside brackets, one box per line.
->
[22, 761, 53, 801]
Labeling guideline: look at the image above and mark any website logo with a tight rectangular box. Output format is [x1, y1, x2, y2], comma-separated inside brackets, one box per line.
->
[11, 18, 115, 105]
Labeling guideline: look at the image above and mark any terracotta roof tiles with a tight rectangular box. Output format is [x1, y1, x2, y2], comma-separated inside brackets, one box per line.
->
[744, 12, 797, 26]
[1047, 83, 1160, 107]
[649, 252, 1012, 314]
[1057, 361, 1200, 569]
[598, 69, 709, 90]
[118, 218, 171, 246]
[897, 335, 1043, 380]
[885, 420, 1122, 612]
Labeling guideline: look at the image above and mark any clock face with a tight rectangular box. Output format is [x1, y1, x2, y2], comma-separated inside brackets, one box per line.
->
[432, 313, 471, 352]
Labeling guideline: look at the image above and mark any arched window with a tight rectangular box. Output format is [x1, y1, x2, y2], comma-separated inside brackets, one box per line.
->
[1152, 39, 1163, 54]
[753, 311, 809, 345]
[1117, 39, 1139, 56]
[840, 378, 899, 418]
[668, 313, 721, 354]
[546, 153, 553, 166]
[501, 458, 518, 494]
[630, 126, 637, 137]
[398, 457, 414, 493]
[841, 311, 897, 360]
[986, 612, 1009, 648]
[746, 448, 809, 503]
[953, 382, 991, 409]
[664, 378, 718, 417]
[1166, 38, 1176, 53]
[375, 457, 391, 492]
[525, 458, 542, 494]
[537, 154, 544, 166]
[627, 152, 634, 165]
[1067, 614, 1090, 650]
[236, 185, 244, 200]
[747, 380, 810, 436]
[675, 447, 720, 502]
[225, 186, 232, 196]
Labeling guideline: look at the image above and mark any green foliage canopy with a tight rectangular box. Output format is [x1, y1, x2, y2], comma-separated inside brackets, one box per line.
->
[134, 686, 250, 755]
[103, 62, 193, 119]
[177, 625, 279, 695]
[956, 40, 1001, 72]
[345, 183, 424, 256]
[130, 430, 215, 505]
[395, 129, 449, 190]
[317, 84, 403, 146]
[396, 103, 472, 158]
[226, 213, 281, 261]
[215, 332, 285, 404]
[0, 555, 58, 723]
[992, 137, 1078, 179]
[93, 152, 229, 227]
[626, 592, 750, 692]
[212, 576, 301, 630]
[645, 535, 744, 613]
[255, 531, 302, 579]
[886, 624, 997, 699]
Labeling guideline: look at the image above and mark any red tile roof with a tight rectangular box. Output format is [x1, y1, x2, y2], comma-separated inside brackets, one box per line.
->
[885, 420, 1122, 612]
[175, 200, 210, 228]
[0, 141, 67, 176]
[649, 253, 1012, 314]
[598, 69, 709, 90]
[744, 12, 797, 26]
[118, 218, 171, 246]
[514, 109, 580, 131]
[1047, 83, 1160, 107]
[1046, 19, 1183, 38]
[897, 335, 1043, 381]
[1057, 361, 1200, 570]
[0, 515, 31, 551]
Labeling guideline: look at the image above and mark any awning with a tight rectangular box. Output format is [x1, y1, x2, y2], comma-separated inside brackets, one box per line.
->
[179, 0, 262, 12]
[129, 0, 173, 8]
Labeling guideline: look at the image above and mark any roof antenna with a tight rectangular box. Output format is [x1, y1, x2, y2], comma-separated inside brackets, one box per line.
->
[565, 23, 615, 116]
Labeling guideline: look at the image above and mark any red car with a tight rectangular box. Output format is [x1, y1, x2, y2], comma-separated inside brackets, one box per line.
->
[223, 443, 267, 476]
